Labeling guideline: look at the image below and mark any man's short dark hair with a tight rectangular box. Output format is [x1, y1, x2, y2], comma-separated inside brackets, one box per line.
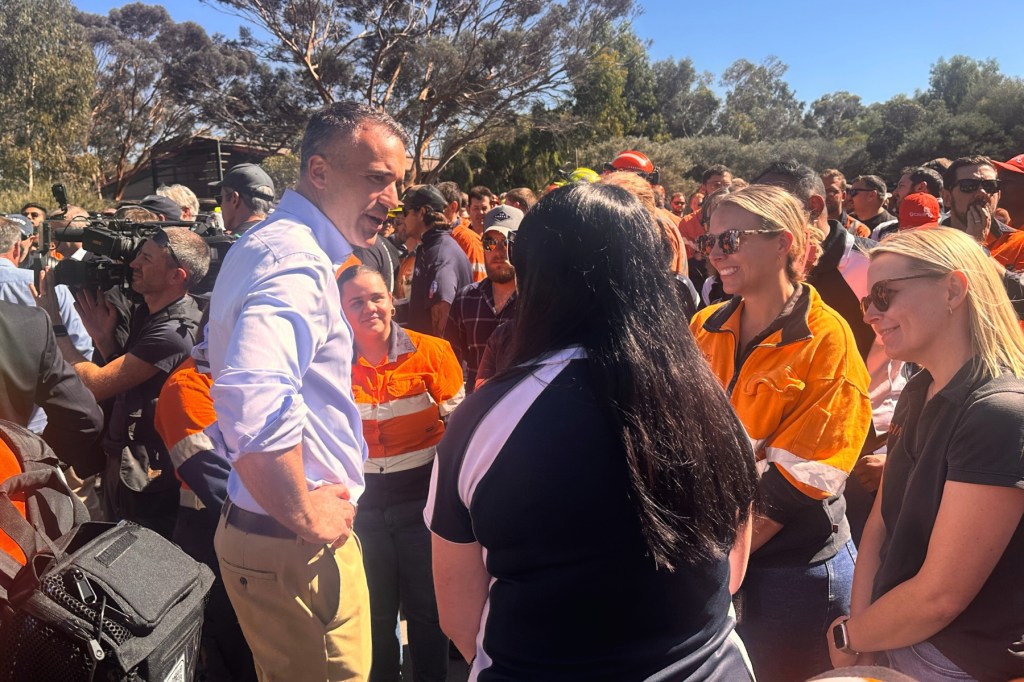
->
[702, 165, 732, 185]
[300, 101, 409, 174]
[943, 155, 996, 191]
[753, 159, 826, 206]
[902, 166, 943, 197]
[468, 186, 495, 203]
[21, 202, 47, 214]
[851, 174, 887, 196]
[435, 181, 462, 206]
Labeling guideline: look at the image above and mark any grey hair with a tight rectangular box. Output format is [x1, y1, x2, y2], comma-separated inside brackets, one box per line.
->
[157, 184, 200, 217]
[300, 101, 409, 174]
[0, 218, 22, 253]
[163, 227, 211, 288]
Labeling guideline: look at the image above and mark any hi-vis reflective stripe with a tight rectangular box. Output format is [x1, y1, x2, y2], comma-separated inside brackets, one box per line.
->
[439, 386, 465, 418]
[765, 446, 849, 498]
[364, 445, 437, 475]
[168, 431, 216, 470]
[357, 392, 435, 421]
[471, 262, 486, 278]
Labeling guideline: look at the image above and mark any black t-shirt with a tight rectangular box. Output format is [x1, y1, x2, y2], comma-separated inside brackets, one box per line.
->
[407, 228, 471, 335]
[352, 237, 399, 293]
[103, 295, 202, 493]
[861, 209, 895, 232]
[426, 348, 751, 681]
[874, 359, 1024, 681]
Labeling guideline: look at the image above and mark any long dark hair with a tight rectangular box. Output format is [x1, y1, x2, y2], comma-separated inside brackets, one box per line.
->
[505, 183, 757, 569]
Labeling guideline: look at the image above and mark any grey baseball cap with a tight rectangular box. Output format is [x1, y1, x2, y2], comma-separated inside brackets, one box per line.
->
[209, 163, 276, 201]
[482, 205, 523, 238]
[5, 214, 34, 238]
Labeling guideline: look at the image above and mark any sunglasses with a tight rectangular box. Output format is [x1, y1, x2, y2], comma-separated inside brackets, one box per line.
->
[954, 179, 1000, 194]
[150, 228, 182, 269]
[847, 188, 876, 197]
[482, 233, 515, 252]
[695, 229, 783, 256]
[860, 274, 943, 314]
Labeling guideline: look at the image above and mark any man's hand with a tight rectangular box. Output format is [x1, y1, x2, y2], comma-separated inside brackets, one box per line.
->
[966, 203, 992, 243]
[305, 483, 356, 549]
[853, 453, 886, 493]
[73, 286, 118, 349]
[30, 267, 63, 323]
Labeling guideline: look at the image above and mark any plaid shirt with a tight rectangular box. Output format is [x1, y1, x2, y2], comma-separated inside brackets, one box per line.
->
[444, 279, 517, 391]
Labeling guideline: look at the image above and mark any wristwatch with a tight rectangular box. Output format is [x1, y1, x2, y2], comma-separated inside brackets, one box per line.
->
[52, 324, 68, 338]
[831, 617, 861, 655]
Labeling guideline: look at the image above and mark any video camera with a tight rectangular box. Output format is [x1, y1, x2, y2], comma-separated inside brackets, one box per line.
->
[46, 185, 234, 296]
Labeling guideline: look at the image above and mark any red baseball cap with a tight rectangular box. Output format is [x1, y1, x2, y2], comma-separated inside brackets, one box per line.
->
[899, 193, 941, 230]
[993, 153, 1024, 174]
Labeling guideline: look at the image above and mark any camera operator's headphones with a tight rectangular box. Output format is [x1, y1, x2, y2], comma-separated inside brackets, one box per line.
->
[603, 150, 661, 186]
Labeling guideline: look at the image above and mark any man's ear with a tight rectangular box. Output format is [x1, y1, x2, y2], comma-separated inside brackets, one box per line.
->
[306, 154, 331, 191]
[808, 194, 826, 220]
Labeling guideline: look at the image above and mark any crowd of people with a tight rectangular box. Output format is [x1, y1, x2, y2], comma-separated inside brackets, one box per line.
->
[1, 100, 1022, 682]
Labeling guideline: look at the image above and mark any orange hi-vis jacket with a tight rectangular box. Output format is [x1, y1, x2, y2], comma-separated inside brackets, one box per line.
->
[352, 323, 464, 507]
[691, 284, 872, 561]
[154, 356, 222, 512]
[452, 219, 487, 283]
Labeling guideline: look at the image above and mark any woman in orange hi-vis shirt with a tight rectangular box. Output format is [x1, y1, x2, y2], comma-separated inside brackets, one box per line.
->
[338, 265, 464, 682]
[690, 185, 872, 682]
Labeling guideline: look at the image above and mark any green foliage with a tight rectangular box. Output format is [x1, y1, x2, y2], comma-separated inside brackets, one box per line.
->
[719, 57, 804, 143]
[260, 154, 301, 195]
[0, 0, 95, 194]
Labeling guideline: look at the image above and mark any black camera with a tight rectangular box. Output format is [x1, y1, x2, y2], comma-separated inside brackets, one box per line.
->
[51, 220, 160, 291]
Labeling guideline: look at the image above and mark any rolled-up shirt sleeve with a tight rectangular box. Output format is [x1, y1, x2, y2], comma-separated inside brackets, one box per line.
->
[211, 254, 331, 459]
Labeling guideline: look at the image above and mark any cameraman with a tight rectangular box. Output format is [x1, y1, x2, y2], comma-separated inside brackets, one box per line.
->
[36, 227, 209, 539]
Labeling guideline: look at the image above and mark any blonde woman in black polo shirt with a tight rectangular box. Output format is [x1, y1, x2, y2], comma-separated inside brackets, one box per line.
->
[831, 227, 1024, 681]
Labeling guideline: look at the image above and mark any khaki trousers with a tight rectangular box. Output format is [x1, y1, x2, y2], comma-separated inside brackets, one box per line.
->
[215, 517, 372, 681]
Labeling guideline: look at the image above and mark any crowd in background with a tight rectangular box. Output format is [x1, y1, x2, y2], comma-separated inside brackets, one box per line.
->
[1, 101, 1022, 682]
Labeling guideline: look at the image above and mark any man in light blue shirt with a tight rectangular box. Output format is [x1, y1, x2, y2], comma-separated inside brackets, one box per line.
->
[207, 102, 408, 681]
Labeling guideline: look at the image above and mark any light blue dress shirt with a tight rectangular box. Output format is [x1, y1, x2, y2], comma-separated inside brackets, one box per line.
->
[0, 258, 95, 433]
[207, 190, 368, 513]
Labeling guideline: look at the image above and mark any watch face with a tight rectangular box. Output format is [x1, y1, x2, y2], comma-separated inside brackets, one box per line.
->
[832, 621, 849, 651]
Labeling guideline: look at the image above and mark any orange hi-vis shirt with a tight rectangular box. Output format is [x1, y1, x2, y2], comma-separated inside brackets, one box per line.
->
[677, 210, 704, 259]
[452, 219, 486, 283]
[691, 284, 871, 505]
[352, 324, 464, 506]
[154, 356, 220, 511]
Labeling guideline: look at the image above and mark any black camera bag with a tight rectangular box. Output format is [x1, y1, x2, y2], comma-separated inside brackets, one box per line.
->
[0, 421, 214, 681]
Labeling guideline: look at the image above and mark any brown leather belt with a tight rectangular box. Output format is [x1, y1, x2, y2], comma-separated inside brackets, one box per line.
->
[222, 500, 295, 539]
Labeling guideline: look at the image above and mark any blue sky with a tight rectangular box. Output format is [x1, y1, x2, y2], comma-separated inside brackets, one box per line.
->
[75, 0, 1024, 105]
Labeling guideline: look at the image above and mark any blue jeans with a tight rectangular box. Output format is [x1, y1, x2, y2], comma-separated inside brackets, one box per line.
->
[736, 539, 857, 682]
[354, 498, 448, 682]
[887, 641, 977, 681]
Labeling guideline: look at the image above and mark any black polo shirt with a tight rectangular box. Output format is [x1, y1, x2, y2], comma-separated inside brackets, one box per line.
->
[103, 295, 202, 493]
[426, 348, 751, 680]
[873, 358, 1024, 681]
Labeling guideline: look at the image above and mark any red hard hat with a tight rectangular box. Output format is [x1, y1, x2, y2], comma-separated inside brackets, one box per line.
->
[606, 150, 655, 175]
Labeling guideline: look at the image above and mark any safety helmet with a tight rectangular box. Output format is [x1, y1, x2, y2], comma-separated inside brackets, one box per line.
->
[568, 167, 600, 183]
[603, 150, 660, 186]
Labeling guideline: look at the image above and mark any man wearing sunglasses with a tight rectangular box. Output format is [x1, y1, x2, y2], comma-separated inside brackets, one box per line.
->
[445, 205, 522, 392]
[940, 155, 1024, 271]
[848, 175, 895, 233]
[35, 227, 208, 539]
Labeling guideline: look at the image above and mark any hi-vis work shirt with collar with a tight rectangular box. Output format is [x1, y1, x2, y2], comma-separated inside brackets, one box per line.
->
[691, 284, 872, 564]
[352, 323, 464, 508]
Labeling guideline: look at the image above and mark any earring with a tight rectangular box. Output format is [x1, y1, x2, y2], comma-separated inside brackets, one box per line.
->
[947, 305, 953, 316]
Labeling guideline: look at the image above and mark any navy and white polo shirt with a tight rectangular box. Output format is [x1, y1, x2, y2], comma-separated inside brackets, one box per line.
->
[426, 347, 752, 681]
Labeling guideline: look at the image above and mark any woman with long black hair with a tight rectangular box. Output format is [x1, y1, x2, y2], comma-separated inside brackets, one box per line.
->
[426, 182, 759, 680]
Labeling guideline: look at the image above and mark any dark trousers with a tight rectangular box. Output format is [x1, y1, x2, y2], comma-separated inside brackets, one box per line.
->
[102, 455, 178, 540]
[174, 506, 258, 682]
[354, 498, 448, 682]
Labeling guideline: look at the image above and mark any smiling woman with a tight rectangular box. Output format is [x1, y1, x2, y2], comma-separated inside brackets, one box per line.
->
[834, 228, 1024, 681]
[690, 185, 872, 682]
